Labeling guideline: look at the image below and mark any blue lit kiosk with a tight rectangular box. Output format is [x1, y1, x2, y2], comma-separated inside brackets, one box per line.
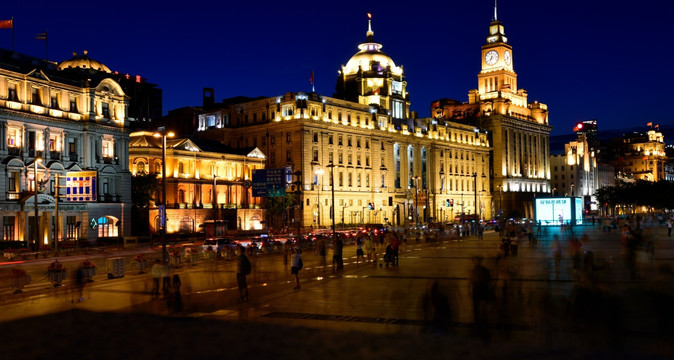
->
[534, 197, 584, 226]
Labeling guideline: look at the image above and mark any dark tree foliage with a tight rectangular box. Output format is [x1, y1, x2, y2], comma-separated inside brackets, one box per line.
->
[595, 180, 674, 211]
[131, 174, 159, 208]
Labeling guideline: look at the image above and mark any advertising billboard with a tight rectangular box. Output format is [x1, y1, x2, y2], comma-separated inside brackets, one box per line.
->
[65, 171, 97, 202]
[535, 197, 583, 226]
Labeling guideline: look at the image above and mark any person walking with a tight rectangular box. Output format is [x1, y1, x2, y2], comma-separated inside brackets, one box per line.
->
[365, 235, 374, 263]
[237, 245, 251, 302]
[668, 218, 672, 237]
[161, 260, 171, 298]
[316, 238, 327, 271]
[151, 259, 162, 297]
[171, 274, 183, 313]
[333, 236, 343, 271]
[470, 256, 492, 323]
[390, 233, 401, 266]
[355, 237, 365, 265]
[290, 247, 303, 289]
[73, 266, 86, 303]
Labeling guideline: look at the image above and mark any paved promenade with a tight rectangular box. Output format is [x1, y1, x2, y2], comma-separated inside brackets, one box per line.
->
[2, 223, 674, 359]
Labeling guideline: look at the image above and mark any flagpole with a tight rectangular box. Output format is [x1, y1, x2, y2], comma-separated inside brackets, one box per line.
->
[11, 17, 14, 52]
[45, 30, 48, 61]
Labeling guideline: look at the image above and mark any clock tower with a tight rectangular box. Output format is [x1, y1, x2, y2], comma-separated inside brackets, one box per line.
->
[477, 2, 517, 99]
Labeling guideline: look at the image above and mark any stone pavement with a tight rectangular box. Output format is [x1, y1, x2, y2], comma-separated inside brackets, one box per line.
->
[2, 223, 674, 358]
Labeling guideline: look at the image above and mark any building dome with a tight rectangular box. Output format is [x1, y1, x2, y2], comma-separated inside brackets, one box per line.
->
[342, 20, 402, 77]
[57, 50, 111, 73]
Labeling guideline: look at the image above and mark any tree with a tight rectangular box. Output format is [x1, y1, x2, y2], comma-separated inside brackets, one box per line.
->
[131, 174, 159, 234]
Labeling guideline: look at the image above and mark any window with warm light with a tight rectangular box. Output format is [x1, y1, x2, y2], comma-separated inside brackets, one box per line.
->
[49, 134, 60, 152]
[102, 139, 114, 158]
[7, 128, 20, 147]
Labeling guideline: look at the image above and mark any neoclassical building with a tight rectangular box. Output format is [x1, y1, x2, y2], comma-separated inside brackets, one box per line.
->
[129, 132, 266, 234]
[431, 6, 552, 218]
[195, 17, 492, 229]
[0, 48, 131, 247]
[613, 128, 667, 182]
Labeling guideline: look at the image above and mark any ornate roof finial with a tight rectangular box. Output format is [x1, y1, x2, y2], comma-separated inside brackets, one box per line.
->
[494, 0, 498, 21]
[366, 13, 374, 41]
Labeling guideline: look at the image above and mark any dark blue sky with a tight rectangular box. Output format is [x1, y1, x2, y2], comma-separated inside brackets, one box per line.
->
[1, 0, 671, 137]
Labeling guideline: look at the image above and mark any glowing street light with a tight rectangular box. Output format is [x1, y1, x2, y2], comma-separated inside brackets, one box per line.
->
[154, 127, 174, 263]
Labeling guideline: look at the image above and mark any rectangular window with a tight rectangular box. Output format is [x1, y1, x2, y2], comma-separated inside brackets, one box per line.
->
[102, 102, 110, 118]
[339, 173, 343, 186]
[312, 149, 318, 162]
[347, 154, 352, 165]
[70, 97, 77, 112]
[102, 139, 114, 158]
[286, 150, 292, 162]
[49, 134, 60, 151]
[347, 137, 352, 147]
[66, 216, 78, 240]
[338, 153, 343, 164]
[32, 88, 41, 105]
[357, 155, 361, 166]
[270, 135, 275, 145]
[7, 128, 20, 147]
[348, 173, 352, 187]
[313, 133, 318, 143]
[3, 216, 15, 241]
[329, 152, 333, 163]
[329, 135, 333, 145]
[261, 136, 266, 146]
[7, 84, 17, 101]
[51, 94, 58, 109]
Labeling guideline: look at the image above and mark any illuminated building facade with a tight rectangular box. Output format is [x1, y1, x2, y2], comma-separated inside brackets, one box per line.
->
[129, 132, 266, 234]
[613, 129, 667, 182]
[431, 6, 551, 218]
[195, 17, 492, 228]
[550, 135, 598, 211]
[0, 48, 131, 246]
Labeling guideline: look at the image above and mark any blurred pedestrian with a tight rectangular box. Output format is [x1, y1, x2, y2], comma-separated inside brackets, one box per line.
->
[72, 267, 86, 303]
[291, 247, 302, 289]
[391, 233, 401, 266]
[421, 281, 451, 334]
[499, 237, 510, 257]
[509, 233, 519, 257]
[365, 235, 374, 263]
[356, 237, 365, 265]
[237, 246, 251, 302]
[172, 274, 183, 313]
[470, 256, 492, 323]
[668, 218, 672, 237]
[161, 260, 171, 298]
[151, 259, 162, 297]
[333, 236, 343, 271]
[316, 238, 327, 271]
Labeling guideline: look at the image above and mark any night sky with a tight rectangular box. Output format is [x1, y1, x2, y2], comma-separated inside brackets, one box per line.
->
[1, 0, 671, 137]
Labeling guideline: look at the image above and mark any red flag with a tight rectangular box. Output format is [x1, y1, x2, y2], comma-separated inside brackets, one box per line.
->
[310, 70, 314, 86]
[35, 32, 47, 40]
[647, 122, 653, 127]
[0, 19, 12, 29]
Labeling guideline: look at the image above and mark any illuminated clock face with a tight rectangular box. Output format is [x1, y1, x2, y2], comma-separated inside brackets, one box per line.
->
[504, 50, 511, 65]
[485, 50, 498, 65]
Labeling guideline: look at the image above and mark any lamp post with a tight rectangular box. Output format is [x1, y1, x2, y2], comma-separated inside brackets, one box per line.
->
[412, 176, 420, 229]
[327, 164, 336, 243]
[154, 128, 174, 263]
[473, 172, 486, 221]
[212, 174, 218, 221]
[570, 184, 575, 197]
[497, 184, 503, 220]
[315, 168, 323, 228]
[33, 157, 42, 251]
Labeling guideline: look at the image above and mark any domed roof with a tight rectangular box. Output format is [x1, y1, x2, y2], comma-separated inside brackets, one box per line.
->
[57, 50, 111, 73]
[341, 17, 403, 77]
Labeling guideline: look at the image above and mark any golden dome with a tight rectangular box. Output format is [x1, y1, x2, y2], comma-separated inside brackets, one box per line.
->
[57, 50, 111, 73]
[342, 18, 403, 77]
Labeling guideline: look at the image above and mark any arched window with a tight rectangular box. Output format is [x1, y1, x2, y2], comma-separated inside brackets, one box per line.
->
[178, 162, 184, 174]
[154, 161, 161, 174]
[97, 216, 118, 238]
[136, 161, 145, 174]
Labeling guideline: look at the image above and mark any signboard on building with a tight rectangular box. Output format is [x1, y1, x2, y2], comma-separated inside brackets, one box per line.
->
[534, 197, 583, 226]
[65, 171, 97, 202]
[252, 168, 287, 197]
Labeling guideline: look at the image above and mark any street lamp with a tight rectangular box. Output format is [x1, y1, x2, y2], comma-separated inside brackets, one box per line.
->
[412, 175, 420, 229]
[33, 157, 42, 251]
[314, 168, 323, 228]
[570, 184, 575, 197]
[473, 172, 486, 221]
[497, 184, 503, 220]
[326, 164, 337, 245]
[154, 127, 174, 263]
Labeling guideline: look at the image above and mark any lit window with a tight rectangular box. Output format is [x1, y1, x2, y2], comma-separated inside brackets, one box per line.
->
[102, 139, 114, 158]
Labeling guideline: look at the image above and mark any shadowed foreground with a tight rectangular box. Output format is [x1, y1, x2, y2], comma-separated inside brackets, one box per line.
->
[0, 310, 664, 360]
